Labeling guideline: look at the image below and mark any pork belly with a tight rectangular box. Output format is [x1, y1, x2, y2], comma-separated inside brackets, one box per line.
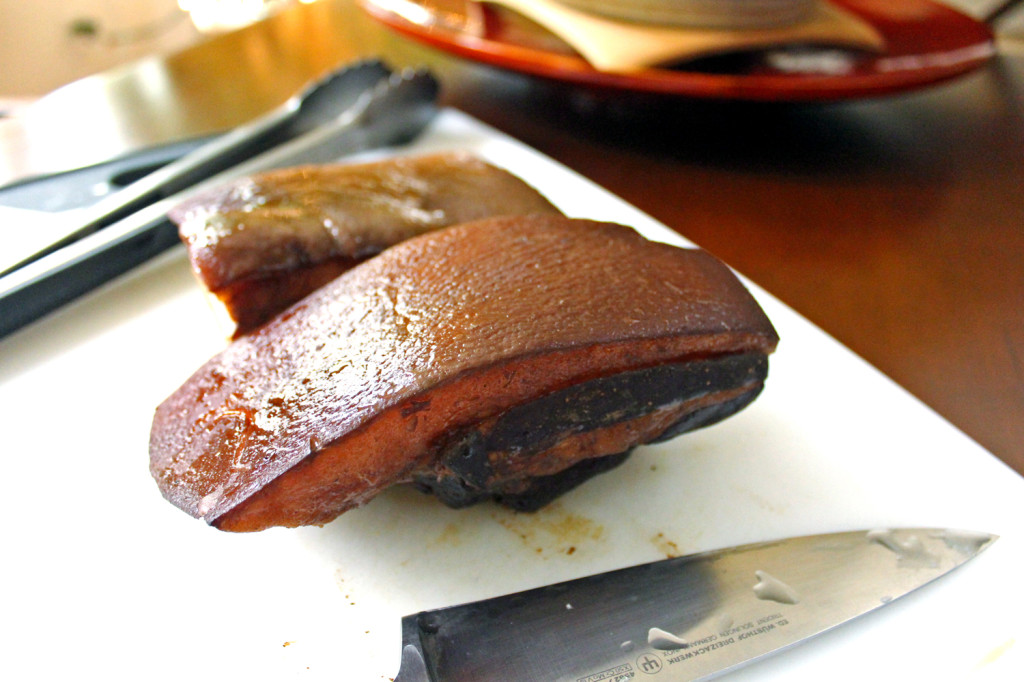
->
[171, 151, 561, 335]
[150, 215, 778, 532]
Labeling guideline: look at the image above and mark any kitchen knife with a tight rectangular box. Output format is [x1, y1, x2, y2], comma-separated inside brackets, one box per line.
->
[394, 527, 995, 681]
[0, 67, 439, 339]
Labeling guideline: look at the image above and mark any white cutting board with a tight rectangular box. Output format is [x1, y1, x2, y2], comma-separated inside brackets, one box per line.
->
[1, 110, 1021, 681]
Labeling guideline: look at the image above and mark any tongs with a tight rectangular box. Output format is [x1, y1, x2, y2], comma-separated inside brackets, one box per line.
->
[1, 59, 393, 276]
[985, 0, 1023, 24]
[0, 62, 440, 339]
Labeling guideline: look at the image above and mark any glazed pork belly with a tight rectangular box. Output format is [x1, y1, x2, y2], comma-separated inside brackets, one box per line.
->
[171, 151, 561, 335]
[150, 215, 779, 532]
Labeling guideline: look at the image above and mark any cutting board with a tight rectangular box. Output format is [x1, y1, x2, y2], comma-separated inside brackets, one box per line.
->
[1, 109, 1020, 680]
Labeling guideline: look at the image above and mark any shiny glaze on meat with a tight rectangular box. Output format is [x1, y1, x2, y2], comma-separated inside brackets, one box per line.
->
[150, 216, 778, 531]
[171, 151, 561, 334]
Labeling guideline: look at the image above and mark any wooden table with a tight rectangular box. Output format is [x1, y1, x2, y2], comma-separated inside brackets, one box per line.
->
[2, 0, 1022, 477]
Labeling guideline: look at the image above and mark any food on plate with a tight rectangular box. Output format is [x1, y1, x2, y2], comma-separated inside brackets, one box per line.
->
[171, 151, 561, 335]
[149, 215, 779, 532]
[557, 0, 818, 29]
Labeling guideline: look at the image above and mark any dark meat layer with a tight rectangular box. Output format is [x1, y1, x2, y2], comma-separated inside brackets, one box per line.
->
[149, 215, 778, 532]
[415, 354, 769, 511]
[171, 151, 561, 335]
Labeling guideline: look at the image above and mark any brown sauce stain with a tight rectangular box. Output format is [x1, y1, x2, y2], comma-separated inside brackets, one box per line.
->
[429, 523, 462, 548]
[652, 532, 682, 558]
[494, 503, 606, 556]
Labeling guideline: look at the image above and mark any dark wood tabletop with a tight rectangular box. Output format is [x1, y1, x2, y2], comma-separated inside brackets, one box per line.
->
[2, 0, 1022, 476]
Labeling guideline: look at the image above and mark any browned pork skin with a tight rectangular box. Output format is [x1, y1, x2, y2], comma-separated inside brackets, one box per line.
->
[149, 216, 779, 532]
[171, 151, 561, 335]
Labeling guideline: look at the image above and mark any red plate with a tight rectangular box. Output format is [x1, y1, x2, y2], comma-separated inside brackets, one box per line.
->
[360, 0, 996, 100]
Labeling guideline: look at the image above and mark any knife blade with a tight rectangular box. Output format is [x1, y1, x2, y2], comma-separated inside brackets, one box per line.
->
[394, 527, 996, 681]
[0, 67, 439, 339]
